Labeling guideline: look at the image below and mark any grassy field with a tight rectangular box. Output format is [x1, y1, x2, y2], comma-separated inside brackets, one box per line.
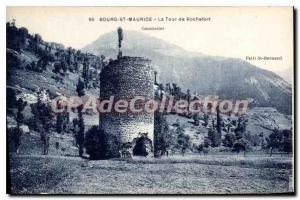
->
[8, 155, 293, 195]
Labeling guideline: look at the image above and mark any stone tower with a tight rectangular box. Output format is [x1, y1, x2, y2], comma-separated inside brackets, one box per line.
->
[100, 56, 154, 158]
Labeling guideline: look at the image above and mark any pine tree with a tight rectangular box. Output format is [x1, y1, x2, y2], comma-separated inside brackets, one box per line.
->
[11, 97, 27, 153]
[177, 130, 190, 156]
[192, 113, 199, 126]
[232, 138, 251, 156]
[154, 71, 157, 85]
[76, 77, 85, 97]
[154, 112, 169, 157]
[234, 116, 246, 140]
[207, 126, 217, 147]
[56, 113, 63, 134]
[75, 79, 85, 157]
[215, 105, 222, 146]
[31, 90, 54, 155]
[222, 133, 235, 148]
[282, 129, 292, 154]
[117, 27, 123, 59]
[203, 114, 209, 127]
[76, 105, 85, 157]
[266, 128, 282, 157]
[16, 98, 27, 128]
[82, 59, 89, 87]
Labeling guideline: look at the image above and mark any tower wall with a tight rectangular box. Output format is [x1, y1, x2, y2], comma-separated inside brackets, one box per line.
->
[100, 56, 154, 158]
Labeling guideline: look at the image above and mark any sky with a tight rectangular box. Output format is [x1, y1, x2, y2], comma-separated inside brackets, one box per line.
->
[6, 6, 293, 73]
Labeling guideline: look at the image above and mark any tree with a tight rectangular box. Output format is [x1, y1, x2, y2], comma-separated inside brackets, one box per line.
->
[215, 105, 222, 146]
[55, 99, 65, 134]
[154, 71, 158, 85]
[19, 27, 28, 48]
[9, 127, 23, 153]
[10, 97, 27, 154]
[82, 60, 89, 87]
[7, 88, 17, 110]
[100, 55, 106, 70]
[33, 33, 42, 53]
[186, 89, 191, 104]
[222, 133, 235, 148]
[30, 61, 36, 71]
[192, 113, 200, 126]
[232, 138, 251, 156]
[84, 126, 107, 159]
[117, 27, 123, 59]
[16, 98, 27, 128]
[76, 77, 85, 97]
[117, 27, 123, 48]
[73, 105, 85, 157]
[36, 59, 44, 72]
[74, 78, 85, 157]
[203, 137, 211, 148]
[158, 83, 164, 100]
[281, 129, 292, 154]
[207, 119, 222, 147]
[244, 132, 261, 147]
[266, 129, 282, 157]
[61, 60, 68, 73]
[203, 114, 209, 127]
[7, 51, 21, 69]
[154, 112, 169, 157]
[31, 90, 54, 155]
[234, 116, 247, 139]
[56, 114, 63, 134]
[53, 62, 62, 74]
[177, 132, 190, 156]
[207, 126, 217, 147]
[67, 47, 74, 65]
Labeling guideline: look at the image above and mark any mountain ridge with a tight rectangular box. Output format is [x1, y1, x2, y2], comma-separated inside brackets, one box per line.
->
[82, 30, 292, 114]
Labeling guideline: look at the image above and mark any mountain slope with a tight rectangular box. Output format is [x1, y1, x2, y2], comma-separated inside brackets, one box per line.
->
[82, 31, 292, 114]
[275, 67, 293, 84]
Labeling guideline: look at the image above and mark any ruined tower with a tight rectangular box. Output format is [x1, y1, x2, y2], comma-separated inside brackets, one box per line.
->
[100, 56, 154, 158]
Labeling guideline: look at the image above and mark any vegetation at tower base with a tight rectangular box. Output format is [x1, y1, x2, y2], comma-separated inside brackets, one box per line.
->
[99, 56, 154, 158]
[84, 126, 108, 160]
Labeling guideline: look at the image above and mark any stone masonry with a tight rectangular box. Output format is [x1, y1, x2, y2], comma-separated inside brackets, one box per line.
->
[100, 56, 154, 158]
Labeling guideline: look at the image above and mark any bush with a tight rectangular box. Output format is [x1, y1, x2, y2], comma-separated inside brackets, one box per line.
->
[7, 87, 17, 109]
[222, 133, 235, 148]
[232, 138, 251, 156]
[84, 126, 107, 160]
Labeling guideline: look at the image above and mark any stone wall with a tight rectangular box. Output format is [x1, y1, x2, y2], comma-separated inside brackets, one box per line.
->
[100, 56, 154, 158]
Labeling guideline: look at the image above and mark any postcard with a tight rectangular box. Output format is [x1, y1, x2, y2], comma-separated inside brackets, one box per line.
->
[6, 6, 294, 194]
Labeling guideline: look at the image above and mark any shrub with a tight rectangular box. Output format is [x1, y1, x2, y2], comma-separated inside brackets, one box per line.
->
[84, 126, 107, 160]
[232, 138, 251, 156]
[222, 133, 235, 148]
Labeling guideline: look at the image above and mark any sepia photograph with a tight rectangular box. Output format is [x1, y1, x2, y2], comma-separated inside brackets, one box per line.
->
[5, 6, 294, 195]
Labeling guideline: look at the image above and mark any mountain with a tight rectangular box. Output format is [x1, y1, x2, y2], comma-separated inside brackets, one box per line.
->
[275, 67, 293, 84]
[82, 31, 292, 114]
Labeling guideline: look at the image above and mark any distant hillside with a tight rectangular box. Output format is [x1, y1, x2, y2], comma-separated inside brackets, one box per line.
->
[275, 67, 293, 84]
[82, 30, 292, 114]
[6, 22, 101, 97]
